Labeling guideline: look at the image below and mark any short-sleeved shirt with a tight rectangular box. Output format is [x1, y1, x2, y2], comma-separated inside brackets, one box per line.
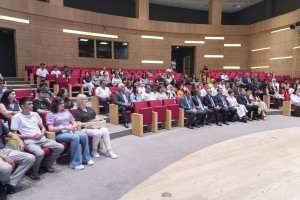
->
[36, 68, 49, 78]
[33, 99, 50, 112]
[0, 121, 10, 149]
[11, 112, 45, 144]
[92, 75, 101, 85]
[46, 111, 75, 127]
[73, 107, 96, 123]
[82, 76, 92, 84]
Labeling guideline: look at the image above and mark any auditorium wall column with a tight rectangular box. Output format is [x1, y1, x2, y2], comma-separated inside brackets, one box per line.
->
[136, 0, 149, 20]
[47, 0, 63, 6]
[209, 0, 222, 25]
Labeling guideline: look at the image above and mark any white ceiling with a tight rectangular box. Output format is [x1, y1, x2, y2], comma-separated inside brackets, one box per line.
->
[149, 0, 264, 13]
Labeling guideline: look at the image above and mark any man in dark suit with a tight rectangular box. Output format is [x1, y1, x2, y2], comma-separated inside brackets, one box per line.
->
[243, 73, 252, 89]
[251, 78, 263, 99]
[203, 88, 222, 126]
[214, 88, 237, 124]
[237, 88, 259, 121]
[179, 90, 204, 129]
[114, 83, 134, 128]
[192, 89, 213, 126]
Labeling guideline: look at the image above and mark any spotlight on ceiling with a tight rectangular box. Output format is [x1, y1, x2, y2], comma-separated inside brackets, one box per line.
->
[290, 22, 300, 33]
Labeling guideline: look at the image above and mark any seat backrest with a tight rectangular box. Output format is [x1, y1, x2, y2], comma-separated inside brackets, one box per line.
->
[69, 109, 76, 115]
[68, 78, 80, 84]
[285, 94, 291, 101]
[108, 87, 118, 93]
[133, 101, 148, 113]
[162, 99, 175, 106]
[15, 89, 31, 97]
[57, 81, 69, 88]
[56, 77, 67, 83]
[148, 100, 162, 108]
[46, 74, 56, 81]
[40, 113, 49, 130]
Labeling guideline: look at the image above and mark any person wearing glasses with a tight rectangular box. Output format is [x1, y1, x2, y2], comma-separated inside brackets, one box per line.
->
[46, 97, 93, 170]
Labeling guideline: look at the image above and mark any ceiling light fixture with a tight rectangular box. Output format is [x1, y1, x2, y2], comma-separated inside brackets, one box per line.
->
[0, 15, 29, 24]
[251, 66, 270, 69]
[270, 56, 293, 60]
[184, 41, 205, 44]
[205, 36, 225, 40]
[224, 44, 241, 47]
[223, 66, 240, 69]
[271, 27, 290, 34]
[63, 29, 118, 38]
[141, 60, 164, 64]
[141, 35, 164, 40]
[204, 55, 224, 58]
[251, 47, 271, 52]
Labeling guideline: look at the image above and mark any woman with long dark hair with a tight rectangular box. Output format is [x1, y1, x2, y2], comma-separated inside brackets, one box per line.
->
[0, 89, 21, 121]
[46, 97, 93, 170]
[249, 88, 268, 120]
[56, 88, 75, 109]
[130, 85, 142, 102]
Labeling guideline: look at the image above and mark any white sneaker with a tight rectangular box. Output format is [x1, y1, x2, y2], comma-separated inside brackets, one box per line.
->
[87, 160, 94, 166]
[91, 151, 100, 158]
[106, 150, 118, 159]
[69, 164, 84, 170]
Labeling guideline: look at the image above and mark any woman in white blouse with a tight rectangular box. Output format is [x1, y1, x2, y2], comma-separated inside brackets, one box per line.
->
[226, 90, 248, 122]
[155, 85, 168, 100]
[166, 85, 177, 99]
[137, 81, 145, 94]
[112, 73, 122, 86]
[165, 74, 172, 84]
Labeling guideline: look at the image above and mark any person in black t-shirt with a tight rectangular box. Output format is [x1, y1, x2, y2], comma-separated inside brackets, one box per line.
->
[33, 88, 50, 114]
[73, 94, 117, 159]
[128, 73, 137, 84]
[82, 71, 94, 96]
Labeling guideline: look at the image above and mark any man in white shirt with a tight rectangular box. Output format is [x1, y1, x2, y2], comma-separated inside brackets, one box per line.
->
[218, 79, 226, 91]
[95, 80, 112, 115]
[100, 67, 109, 76]
[141, 85, 156, 101]
[50, 65, 61, 77]
[36, 63, 49, 81]
[211, 81, 218, 96]
[11, 97, 64, 180]
[220, 72, 231, 82]
[290, 90, 300, 109]
[201, 82, 208, 96]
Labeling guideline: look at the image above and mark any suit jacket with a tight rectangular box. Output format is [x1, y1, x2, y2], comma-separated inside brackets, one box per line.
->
[192, 96, 205, 109]
[234, 77, 243, 84]
[114, 91, 132, 106]
[237, 94, 252, 106]
[203, 95, 217, 109]
[179, 96, 195, 110]
[243, 76, 252, 85]
[214, 94, 230, 107]
[251, 83, 263, 92]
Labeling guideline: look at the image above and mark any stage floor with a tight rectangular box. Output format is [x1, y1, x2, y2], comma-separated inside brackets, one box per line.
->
[121, 127, 300, 200]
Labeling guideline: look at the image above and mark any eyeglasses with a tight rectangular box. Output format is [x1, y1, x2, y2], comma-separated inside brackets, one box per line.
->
[59, 102, 65, 105]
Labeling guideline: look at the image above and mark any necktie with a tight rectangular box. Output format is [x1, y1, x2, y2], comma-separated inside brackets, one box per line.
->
[210, 96, 215, 107]
[197, 97, 204, 110]
[244, 96, 249, 104]
[221, 96, 226, 105]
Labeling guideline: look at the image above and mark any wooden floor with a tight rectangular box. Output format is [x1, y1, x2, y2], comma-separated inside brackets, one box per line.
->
[120, 127, 300, 200]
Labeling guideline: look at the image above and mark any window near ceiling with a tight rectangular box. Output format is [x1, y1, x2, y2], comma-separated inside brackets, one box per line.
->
[97, 40, 112, 59]
[114, 42, 128, 59]
[78, 38, 94, 58]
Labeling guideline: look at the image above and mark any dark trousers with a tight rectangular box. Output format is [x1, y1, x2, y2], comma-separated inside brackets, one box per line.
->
[99, 97, 111, 113]
[228, 107, 237, 121]
[185, 110, 204, 126]
[219, 107, 229, 122]
[270, 96, 283, 107]
[209, 108, 220, 123]
[245, 104, 258, 119]
[119, 105, 134, 123]
[204, 108, 213, 123]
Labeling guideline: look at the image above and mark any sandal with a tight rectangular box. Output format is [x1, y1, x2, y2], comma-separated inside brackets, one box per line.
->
[30, 172, 40, 180]
[42, 166, 55, 173]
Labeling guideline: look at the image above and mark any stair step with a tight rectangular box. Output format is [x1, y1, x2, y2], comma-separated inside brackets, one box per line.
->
[5, 84, 37, 90]
[3, 77, 25, 81]
[6, 81, 31, 85]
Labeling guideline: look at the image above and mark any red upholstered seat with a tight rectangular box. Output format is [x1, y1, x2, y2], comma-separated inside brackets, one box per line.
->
[46, 74, 56, 87]
[68, 78, 82, 91]
[148, 100, 166, 122]
[14, 90, 33, 101]
[133, 101, 152, 125]
[163, 99, 179, 120]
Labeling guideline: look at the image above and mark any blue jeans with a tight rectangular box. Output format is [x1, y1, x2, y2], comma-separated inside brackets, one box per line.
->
[55, 131, 91, 166]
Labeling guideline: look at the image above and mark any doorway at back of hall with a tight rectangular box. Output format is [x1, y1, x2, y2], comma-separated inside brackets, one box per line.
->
[171, 46, 195, 76]
[0, 28, 16, 77]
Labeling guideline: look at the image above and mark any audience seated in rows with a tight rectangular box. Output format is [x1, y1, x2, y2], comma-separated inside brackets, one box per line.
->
[51, 65, 61, 77]
[95, 80, 112, 116]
